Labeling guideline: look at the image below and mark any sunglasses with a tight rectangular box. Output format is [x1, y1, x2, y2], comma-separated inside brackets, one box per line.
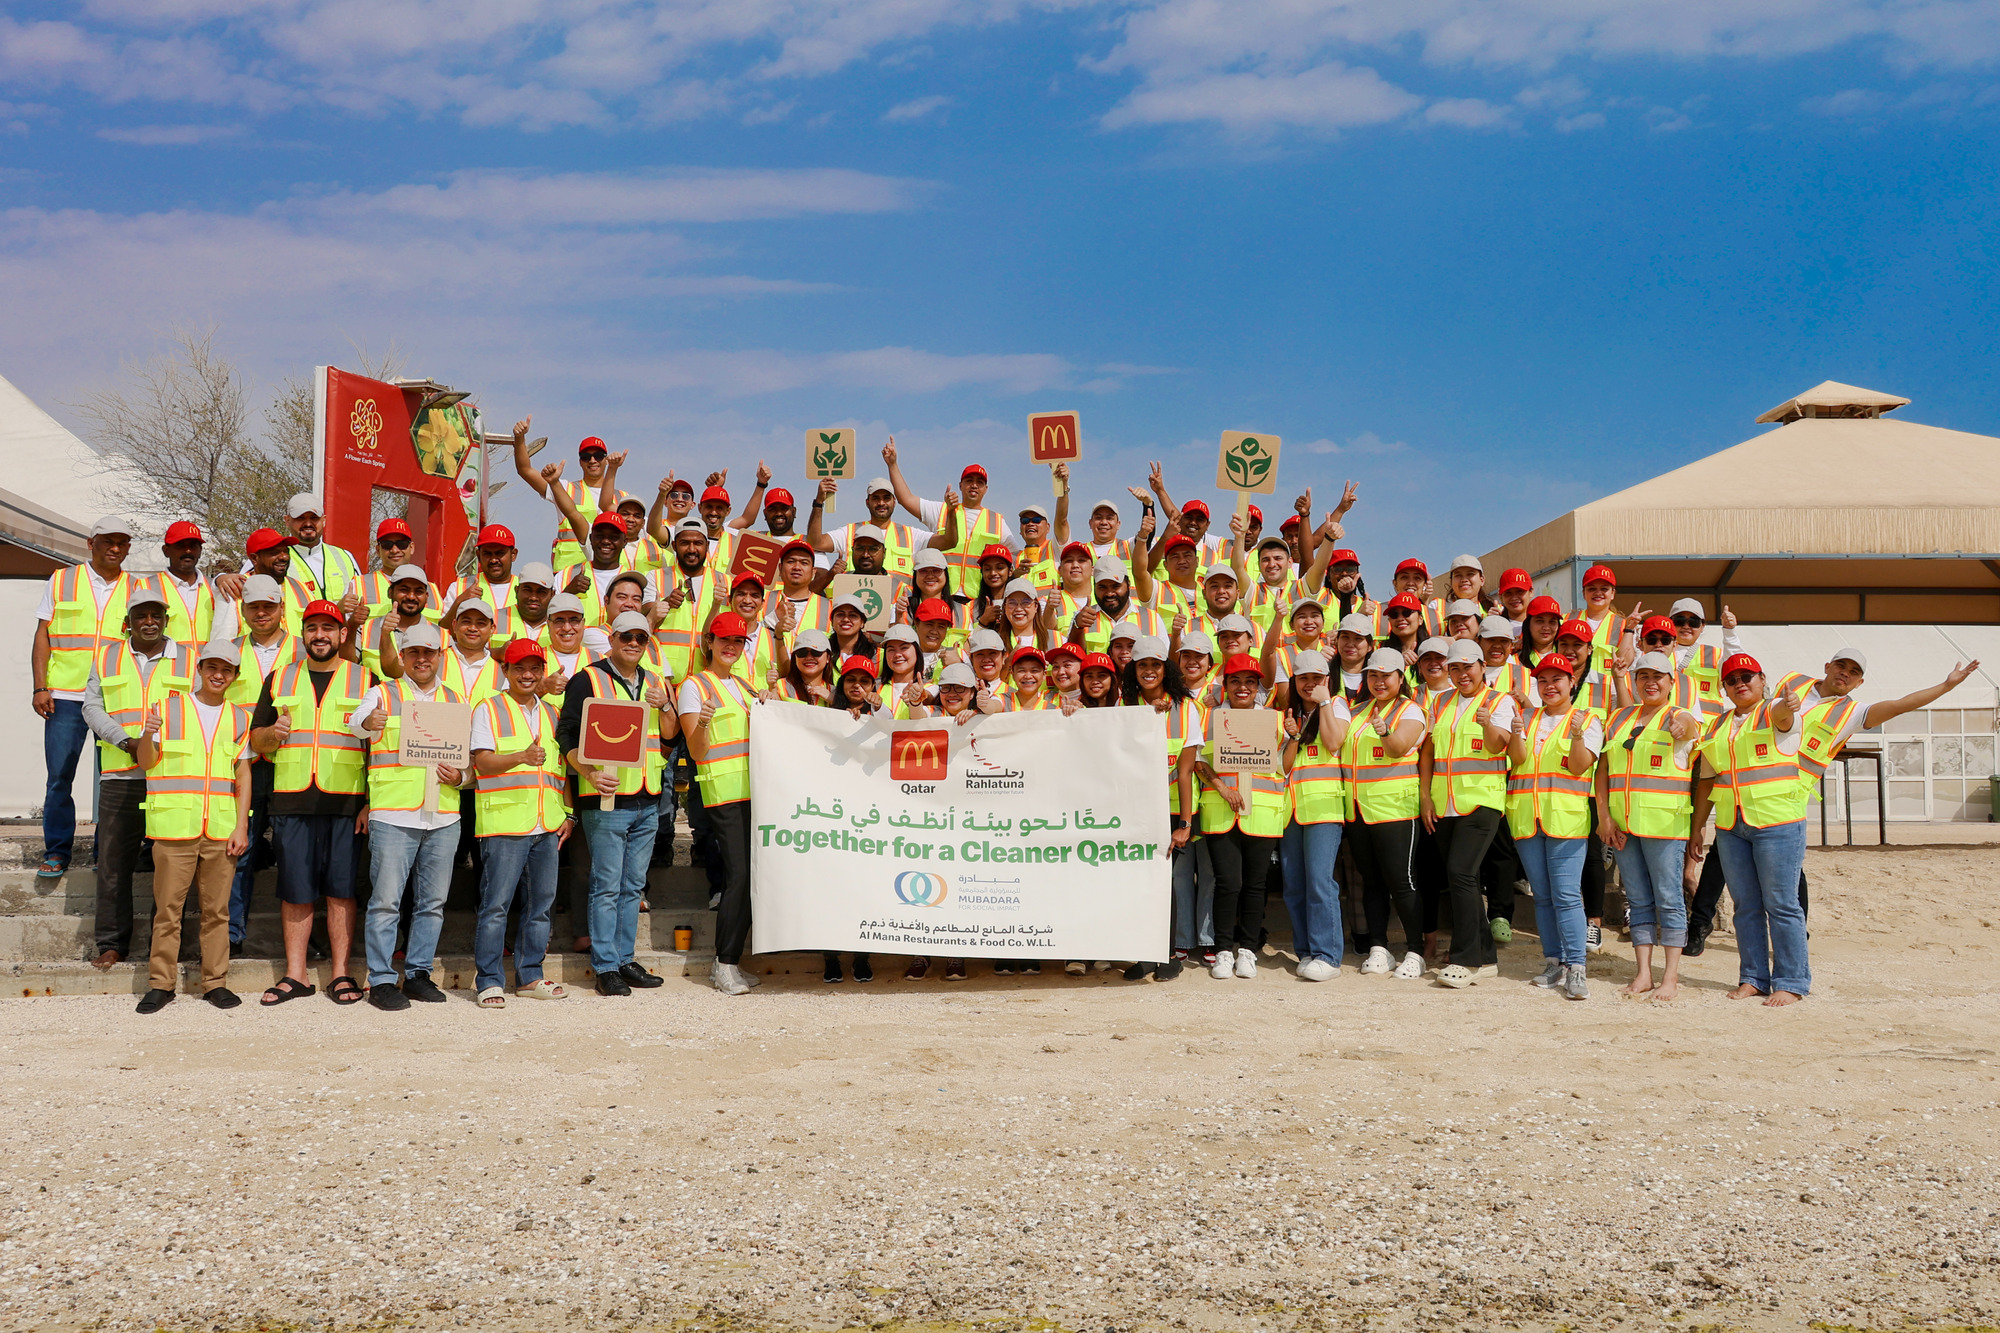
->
[1643, 634, 1674, 647]
[1387, 607, 1415, 618]
[1671, 615, 1702, 628]
[614, 631, 650, 645]
[580, 450, 608, 462]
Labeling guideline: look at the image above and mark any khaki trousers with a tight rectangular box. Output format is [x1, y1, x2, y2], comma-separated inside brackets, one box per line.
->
[148, 837, 234, 993]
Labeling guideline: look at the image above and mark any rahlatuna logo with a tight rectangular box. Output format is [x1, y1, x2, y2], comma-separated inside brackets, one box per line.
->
[962, 735, 1026, 792]
[893, 871, 948, 907]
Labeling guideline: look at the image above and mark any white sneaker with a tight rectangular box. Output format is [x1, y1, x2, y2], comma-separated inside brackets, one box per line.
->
[740, 967, 762, 987]
[1297, 958, 1336, 982]
[710, 963, 751, 996]
[1531, 958, 1564, 988]
[1234, 947, 1257, 979]
[1360, 946, 1392, 975]
[1064, 960, 1087, 976]
[1209, 953, 1234, 979]
[1092, 959, 1113, 972]
[1393, 951, 1425, 980]
[1473, 964, 1500, 981]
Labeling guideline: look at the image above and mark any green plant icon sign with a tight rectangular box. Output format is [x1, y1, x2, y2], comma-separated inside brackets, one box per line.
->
[1225, 435, 1273, 489]
[813, 431, 850, 477]
[855, 587, 885, 621]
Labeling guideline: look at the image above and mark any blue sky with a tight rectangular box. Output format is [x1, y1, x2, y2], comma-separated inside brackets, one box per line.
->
[4, 0, 1999, 571]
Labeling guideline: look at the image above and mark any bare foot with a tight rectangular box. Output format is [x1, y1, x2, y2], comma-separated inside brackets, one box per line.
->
[1654, 976, 1680, 1002]
[90, 948, 121, 971]
[1621, 976, 1654, 998]
[1728, 982, 1767, 1000]
[1764, 989, 1803, 1007]
[572, 936, 591, 953]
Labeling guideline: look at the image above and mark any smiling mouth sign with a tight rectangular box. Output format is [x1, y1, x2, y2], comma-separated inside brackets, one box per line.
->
[590, 722, 638, 744]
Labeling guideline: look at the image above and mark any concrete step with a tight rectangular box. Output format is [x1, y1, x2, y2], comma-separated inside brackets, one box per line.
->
[0, 832, 95, 871]
[5, 949, 724, 999]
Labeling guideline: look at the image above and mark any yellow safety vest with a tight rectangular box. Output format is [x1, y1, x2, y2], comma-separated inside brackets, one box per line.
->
[474, 693, 570, 835]
[45, 565, 133, 693]
[1671, 642, 1726, 717]
[1341, 697, 1423, 823]
[143, 691, 252, 841]
[227, 633, 302, 707]
[1075, 602, 1167, 656]
[727, 624, 783, 690]
[95, 641, 194, 775]
[943, 506, 1007, 598]
[1160, 696, 1202, 816]
[776, 593, 834, 636]
[849, 521, 919, 577]
[550, 480, 631, 564]
[282, 542, 362, 604]
[552, 562, 622, 629]
[1017, 540, 1059, 591]
[141, 574, 214, 653]
[1602, 705, 1693, 839]
[1246, 574, 1304, 639]
[1506, 707, 1595, 840]
[688, 672, 752, 806]
[1196, 706, 1289, 836]
[439, 649, 507, 708]
[446, 575, 521, 643]
[649, 578, 708, 684]
[366, 679, 466, 814]
[1429, 687, 1510, 814]
[359, 571, 444, 624]
[578, 663, 666, 796]
[1287, 715, 1348, 826]
[619, 533, 666, 574]
[1698, 703, 1807, 830]
[1793, 689, 1862, 794]
[271, 659, 369, 796]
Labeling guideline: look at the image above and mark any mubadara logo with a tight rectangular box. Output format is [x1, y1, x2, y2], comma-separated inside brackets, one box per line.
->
[894, 871, 948, 907]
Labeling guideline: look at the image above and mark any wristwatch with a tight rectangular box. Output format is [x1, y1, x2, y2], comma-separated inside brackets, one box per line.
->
[1170, 815, 1188, 831]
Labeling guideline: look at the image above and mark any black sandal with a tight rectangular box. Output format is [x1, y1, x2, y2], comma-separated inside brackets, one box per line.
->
[260, 976, 315, 1005]
[327, 976, 364, 1006]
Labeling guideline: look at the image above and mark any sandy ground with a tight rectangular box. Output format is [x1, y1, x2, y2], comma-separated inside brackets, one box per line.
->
[3, 843, 1999, 1333]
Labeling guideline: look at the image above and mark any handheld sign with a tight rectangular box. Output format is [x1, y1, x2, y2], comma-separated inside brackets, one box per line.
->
[1216, 430, 1282, 526]
[1028, 411, 1080, 497]
[827, 572, 897, 633]
[397, 699, 472, 815]
[806, 428, 856, 514]
[1208, 707, 1282, 774]
[579, 696, 651, 811]
[729, 532, 787, 591]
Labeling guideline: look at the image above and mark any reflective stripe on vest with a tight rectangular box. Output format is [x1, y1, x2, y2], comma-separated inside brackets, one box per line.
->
[473, 694, 570, 835]
[144, 691, 251, 840]
[943, 507, 1006, 598]
[1341, 697, 1422, 823]
[1288, 731, 1348, 826]
[97, 641, 194, 775]
[1699, 703, 1807, 829]
[366, 679, 466, 814]
[1603, 705, 1693, 839]
[1429, 687, 1509, 814]
[583, 664, 665, 796]
[47, 566, 132, 693]
[1197, 706, 1288, 836]
[1506, 706, 1594, 840]
[690, 672, 752, 806]
[271, 660, 368, 795]
[142, 573, 214, 651]
[1797, 694, 1860, 787]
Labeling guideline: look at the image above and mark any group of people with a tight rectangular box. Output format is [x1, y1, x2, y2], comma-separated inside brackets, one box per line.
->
[33, 430, 1978, 1011]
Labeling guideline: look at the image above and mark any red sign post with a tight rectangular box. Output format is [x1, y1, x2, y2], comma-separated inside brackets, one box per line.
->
[316, 366, 481, 586]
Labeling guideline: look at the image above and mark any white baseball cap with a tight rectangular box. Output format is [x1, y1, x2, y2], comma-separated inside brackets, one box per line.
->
[397, 621, 443, 651]
[1364, 648, 1407, 674]
[966, 628, 1006, 653]
[1478, 615, 1516, 640]
[1337, 613, 1375, 637]
[455, 597, 495, 621]
[196, 639, 241, 666]
[91, 514, 133, 538]
[1003, 578, 1037, 600]
[672, 517, 709, 538]
[1179, 630, 1216, 657]
[1292, 649, 1330, 676]
[1131, 635, 1169, 662]
[865, 476, 894, 497]
[1445, 599, 1481, 619]
[1417, 636, 1452, 659]
[515, 561, 555, 590]
[881, 624, 918, 645]
[1109, 620, 1141, 642]
[1669, 597, 1706, 619]
[1445, 641, 1483, 666]
[389, 563, 430, 588]
[1829, 647, 1868, 672]
[126, 585, 167, 611]
[1090, 498, 1120, 518]
[1202, 564, 1238, 584]
[793, 628, 833, 654]
[1092, 555, 1128, 583]
[1018, 504, 1050, 521]
[1450, 553, 1483, 573]
[938, 662, 977, 689]
[1632, 651, 1677, 674]
[831, 593, 869, 616]
[547, 593, 586, 617]
[286, 493, 324, 519]
[913, 548, 948, 571]
[1215, 613, 1253, 635]
[241, 574, 283, 605]
[609, 611, 651, 635]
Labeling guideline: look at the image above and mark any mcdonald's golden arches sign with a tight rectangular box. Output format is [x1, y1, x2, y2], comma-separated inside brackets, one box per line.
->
[1027, 411, 1081, 464]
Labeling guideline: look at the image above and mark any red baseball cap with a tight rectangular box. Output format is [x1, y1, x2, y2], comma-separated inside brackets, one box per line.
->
[1720, 652, 1763, 678]
[1221, 653, 1262, 678]
[730, 571, 766, 591]
[1060, 541, 1091, 560]
[1395, 557, 1428, 578]
[1582, 564, 1616, 587]
[1534, 653, 1577, 677]
[764, 487, 795, 509]
[1526, 595, 1562, 617]
[710, 611, 751, 638]
[978, 544, 1014, 565]
[1081, 652, 1118, 674]
[1011, 646, 1046, 665]
[578, 436, 607, 456]
[1247, 505, 1263, 524]
[1499, 567, 1532, 593]
[591, 512, 627, 532]
[477, 523, 515, 548]
[1164, 533, 1197, 553]
[1280, 515, 1301, 531]
[961, 464, 988, 481]
[1641, 615, 1676, 639]
[1329, 548, 1359, 566]
[1386, 592, 1424, 612]
[840, 655, 878, 679]
[779, 538, 815, 560]
[667, 477, 695, 494]
[244, 527, 291, 554]
[376, 518, 412, 541]
[300, 599, 344, 625]
[159, 519, 202, 546]
[914, 598, 954, 624]
[700, 486, 730, 505]
[1557, 619, 1593, 642]
[1045, 642, 1085, 663]
[502, 638, 547, 665]
[1181, 500, 1210, 519]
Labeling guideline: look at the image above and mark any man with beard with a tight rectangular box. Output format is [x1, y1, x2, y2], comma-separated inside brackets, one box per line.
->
[445, 525, 522, 643]
[146, 520, 238, 653]
[357, 518, 441, 622]
[360, 564, 434, 677]
[511, 417, 631, 567]
[805, 469, 940, 585]
[1068, 556, 1165, 656]
[883, 438, 1019, 597]
[250, 601, 369, 1006]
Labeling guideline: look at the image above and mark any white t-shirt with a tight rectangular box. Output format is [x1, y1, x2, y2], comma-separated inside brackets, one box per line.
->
[247, 634, 286, 678]
[1533, 710, 1604, 756]
[469, 695, 555, 835]
[916, 499, 1021, 554]
[826, 521, 934, 569]
[348, 682, 464, 830]
[1435, 690, 1517, 817]
[36, 564, 124, 702]
[192, 697, 224, 747]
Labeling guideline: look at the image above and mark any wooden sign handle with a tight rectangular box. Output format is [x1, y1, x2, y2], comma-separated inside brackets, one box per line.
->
[422, 765, 439, 816]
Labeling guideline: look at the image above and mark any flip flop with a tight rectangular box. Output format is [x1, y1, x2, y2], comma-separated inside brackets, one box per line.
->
[35, 855, 66, 880]
[327, 976, 364, 1005]
[260, 976, 315, 1005]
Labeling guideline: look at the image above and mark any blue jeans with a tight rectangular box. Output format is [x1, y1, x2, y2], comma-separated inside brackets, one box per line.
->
[364, 821, 457, 985]
[42, 700, 89, 864]
[582, 803, 660, 975]
[1280, 819, 1344, 965]
[475, 831, 560, 993]
[1517, 832, 1588, 966]
[1172, 837, 1215, 951]
[1714, 819, 1810, 996]
[1612, 834, 1689, 948]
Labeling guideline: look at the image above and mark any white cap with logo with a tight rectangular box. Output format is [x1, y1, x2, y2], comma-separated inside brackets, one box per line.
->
[286, 493, 324, 519]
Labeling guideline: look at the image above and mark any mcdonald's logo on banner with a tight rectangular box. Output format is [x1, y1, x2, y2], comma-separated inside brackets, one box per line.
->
[1027, 411, 1081, 464]
[890, 728, 950, 782]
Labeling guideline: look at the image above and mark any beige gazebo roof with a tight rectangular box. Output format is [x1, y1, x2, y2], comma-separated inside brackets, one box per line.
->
[0, 370, 105, 575]
[1755, 379, 1910, 424]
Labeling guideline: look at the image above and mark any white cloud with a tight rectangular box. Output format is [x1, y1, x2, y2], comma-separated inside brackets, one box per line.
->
[1424, 96, 1511, 128]
[96, 121, 242, 143]
[1101, 62, 1421, 132]
[1555, 109, 1604, 131]
[321, 167, 933, 226]
[881, 93, 951, 122]
[1804, 87, 1889, 116]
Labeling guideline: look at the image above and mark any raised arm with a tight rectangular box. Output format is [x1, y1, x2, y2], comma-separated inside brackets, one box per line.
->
[884, 437, 927, 522]
[511, 416, 550, 498]
[539, 461, 590, 543]
[1051, 464, 1071, 545]
[727, 461, 769, 531]
[806, 478, 839, 552]
[597, 449, 627, 514]
[647, 473, 677, 546]
[1861, 661, 1982, 730]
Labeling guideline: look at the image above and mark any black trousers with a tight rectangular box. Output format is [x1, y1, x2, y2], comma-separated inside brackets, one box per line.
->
[1206, 826, 1277, 951]
[1434, 807, 1503, 967]
[1583, 804, 1606, 920]
[1414, 827, 1446, 934]
[94, 778, 148, 955]
[708, 799, 754, 964]
[1346, 818, 1423, 955]
[1481, 818, 1522, 924]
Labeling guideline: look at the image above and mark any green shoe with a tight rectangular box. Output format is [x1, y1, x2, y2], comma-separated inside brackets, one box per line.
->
[1489, 918, 1514, 944]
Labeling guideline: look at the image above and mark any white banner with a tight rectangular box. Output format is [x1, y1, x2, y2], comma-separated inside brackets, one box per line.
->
[748, 702, 1171, 959]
